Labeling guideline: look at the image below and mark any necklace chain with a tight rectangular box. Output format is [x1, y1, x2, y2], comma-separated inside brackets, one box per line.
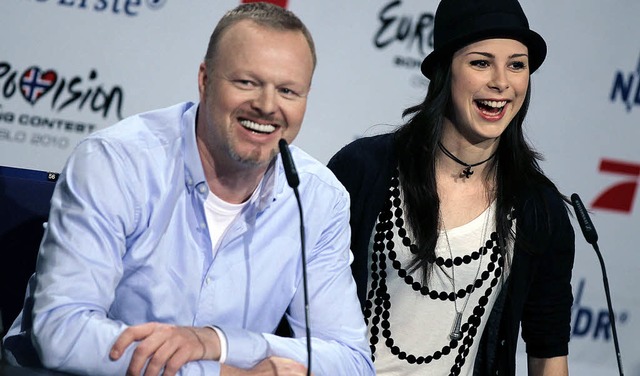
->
[441, 204, 491, 341]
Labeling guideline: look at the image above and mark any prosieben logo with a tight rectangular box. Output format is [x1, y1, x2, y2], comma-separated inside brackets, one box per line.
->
[242, 0, 288, 8]
[31, 0, 168, 17]
[592, 158, 640, 214]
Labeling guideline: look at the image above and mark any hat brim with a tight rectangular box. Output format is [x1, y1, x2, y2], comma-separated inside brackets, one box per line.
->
[421, 28, 547, 80]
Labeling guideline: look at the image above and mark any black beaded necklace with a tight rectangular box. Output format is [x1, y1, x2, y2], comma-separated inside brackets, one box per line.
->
[365, 170, 508, 375]
[437, 142, 496, 179]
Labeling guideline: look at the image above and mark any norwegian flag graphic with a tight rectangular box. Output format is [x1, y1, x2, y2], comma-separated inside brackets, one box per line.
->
[20, 66, 58, 105]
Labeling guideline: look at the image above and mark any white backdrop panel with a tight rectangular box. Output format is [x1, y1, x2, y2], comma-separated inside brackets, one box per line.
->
[1, 0, 638, 374]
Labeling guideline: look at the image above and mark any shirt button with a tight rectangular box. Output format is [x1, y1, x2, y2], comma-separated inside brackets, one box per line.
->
[205, 277, 212, 285]
[198, 185, 206, 194]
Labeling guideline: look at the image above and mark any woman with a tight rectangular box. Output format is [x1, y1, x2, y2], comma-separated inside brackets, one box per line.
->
[328, 0, 575, 375]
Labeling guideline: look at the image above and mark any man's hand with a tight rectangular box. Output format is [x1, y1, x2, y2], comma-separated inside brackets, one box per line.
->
[109, 322, 220, 376]
[221, 357, 311, 376]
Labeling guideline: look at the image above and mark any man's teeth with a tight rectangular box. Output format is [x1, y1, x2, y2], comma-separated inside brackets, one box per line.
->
[240, 120, 276, 134]
[478, 100, 507, 108]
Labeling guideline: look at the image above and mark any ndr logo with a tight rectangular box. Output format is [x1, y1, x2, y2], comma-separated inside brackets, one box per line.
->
[571, 279, 629, 341]
[32, 0, 167, 16]
[610, 54, 640, 112]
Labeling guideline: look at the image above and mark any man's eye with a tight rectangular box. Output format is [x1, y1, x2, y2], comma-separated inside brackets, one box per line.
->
[279, 88, 299, 97]
[233, 80, 257, 88]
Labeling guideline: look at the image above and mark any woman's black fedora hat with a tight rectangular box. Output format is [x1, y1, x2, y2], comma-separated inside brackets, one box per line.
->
[421, 0, 547, 80]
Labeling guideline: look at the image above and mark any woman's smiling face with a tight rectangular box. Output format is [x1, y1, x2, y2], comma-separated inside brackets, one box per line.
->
[448, 38, 530, 143]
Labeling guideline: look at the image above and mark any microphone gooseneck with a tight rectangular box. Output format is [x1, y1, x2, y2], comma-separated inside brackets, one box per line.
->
[571, 193, 624, 376]
[278, 139, 311, 376]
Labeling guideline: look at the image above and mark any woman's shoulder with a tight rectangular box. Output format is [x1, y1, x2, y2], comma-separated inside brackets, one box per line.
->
[515, 181, 572, 231]
[328, 133, 395, 167]
[327, 133, 396, 193]
[519, 182, 567, 209]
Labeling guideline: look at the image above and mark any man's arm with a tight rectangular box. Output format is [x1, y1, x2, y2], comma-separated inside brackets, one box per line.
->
[31, 139, 138, 374]
[218, 176, 374, 375]
[28, 139, 223, 375]
[110, 324, 221, 376]
[527, 355, 568, 376]
[111, 323, 311, 376]
[221, 358, 310, 376]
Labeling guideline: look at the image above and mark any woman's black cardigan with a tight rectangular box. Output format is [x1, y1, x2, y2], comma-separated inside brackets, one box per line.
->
[327, 133, 575, 375]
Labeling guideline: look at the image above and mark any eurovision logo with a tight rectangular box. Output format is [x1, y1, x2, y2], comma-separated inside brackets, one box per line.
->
[1, 61, 125, 120]
[373, 0, 435, 71]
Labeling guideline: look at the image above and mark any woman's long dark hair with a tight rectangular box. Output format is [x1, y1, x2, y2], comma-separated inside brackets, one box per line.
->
[395, 59, 561, 284]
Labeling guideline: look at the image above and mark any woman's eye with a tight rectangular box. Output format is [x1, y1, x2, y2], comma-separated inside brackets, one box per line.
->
[510, 61, 527, 70]
[470, 60, 489, 68]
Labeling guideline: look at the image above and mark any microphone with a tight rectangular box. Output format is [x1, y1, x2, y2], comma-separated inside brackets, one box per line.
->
[278, 139, 311, 376]
[571, 193, 598, 245]
[571, 193, 624, 376]
[279, 139, 300, 188]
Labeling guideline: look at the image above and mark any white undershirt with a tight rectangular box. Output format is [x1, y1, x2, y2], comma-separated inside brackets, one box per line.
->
[368, 200, 513, 376]
[203, 190, 250, 257]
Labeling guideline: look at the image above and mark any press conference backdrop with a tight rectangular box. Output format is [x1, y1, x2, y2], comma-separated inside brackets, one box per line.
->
[1, 0, 638, 374]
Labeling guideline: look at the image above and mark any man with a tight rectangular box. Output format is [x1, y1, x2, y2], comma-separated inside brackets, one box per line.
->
[3, 3, 373, 375]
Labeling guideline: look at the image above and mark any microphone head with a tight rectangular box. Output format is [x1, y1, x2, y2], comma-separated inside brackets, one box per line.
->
[278, 138, 288, 152]
[571, 193, 599, 245]
[278, 139, 300, 188]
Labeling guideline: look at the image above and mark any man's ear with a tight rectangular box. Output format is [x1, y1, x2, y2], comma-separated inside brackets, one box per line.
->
[198, 62, 208, 99]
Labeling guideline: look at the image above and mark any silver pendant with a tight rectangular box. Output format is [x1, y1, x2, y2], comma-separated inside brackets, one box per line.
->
[450, 312, 463, 341]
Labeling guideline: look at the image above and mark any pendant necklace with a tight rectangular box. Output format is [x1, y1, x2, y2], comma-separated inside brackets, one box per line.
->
[438, 142, 496, 179]
[441, 206, 491, 341]
[365, 169, 508, 373]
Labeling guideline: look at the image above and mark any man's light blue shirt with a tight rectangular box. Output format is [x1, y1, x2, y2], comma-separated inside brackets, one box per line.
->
[3, 102, 373, 375]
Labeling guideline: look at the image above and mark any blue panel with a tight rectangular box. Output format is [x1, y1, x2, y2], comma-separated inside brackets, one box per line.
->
[0, 166, 59, 336]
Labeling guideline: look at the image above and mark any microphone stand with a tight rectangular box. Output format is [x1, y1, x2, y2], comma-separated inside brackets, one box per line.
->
[571, 193, 624, 376]
[589, 241, 623, 376]
[279, 139, 312, 376]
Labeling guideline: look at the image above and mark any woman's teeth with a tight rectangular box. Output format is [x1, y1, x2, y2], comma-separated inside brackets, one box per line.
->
[476, 100, 507, 114]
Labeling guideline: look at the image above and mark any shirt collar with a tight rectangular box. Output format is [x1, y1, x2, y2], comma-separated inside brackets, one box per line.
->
[254, 157, 278, 212]
[182, 102, 206, 196]
[182, 102, 283, 213]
